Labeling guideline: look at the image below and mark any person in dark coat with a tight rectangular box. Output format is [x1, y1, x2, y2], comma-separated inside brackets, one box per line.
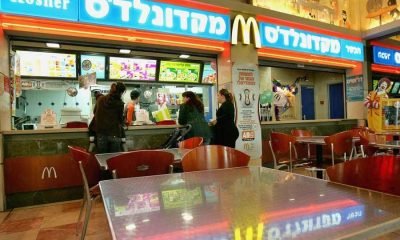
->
[210, 89, 239, 148]
[178, 91, 211, 144]
[94, 82, 126, 153]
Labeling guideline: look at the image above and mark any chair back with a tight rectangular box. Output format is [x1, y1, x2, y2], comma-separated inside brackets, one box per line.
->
[324, 131, 353, 165]
[178, 137, 204, 149]
[327, 155, 400, 196]
[181, 145, 250, 172]
[66, 121, 89, 128]
[291, 129, 312, 137]
[156, 120, 176, 125]
[68, 145, 100, 187]
[107, 150, 174, 178]
[269, 132, 296, 170]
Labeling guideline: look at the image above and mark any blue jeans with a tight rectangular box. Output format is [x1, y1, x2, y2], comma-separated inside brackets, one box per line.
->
[97, 134, 122, 153]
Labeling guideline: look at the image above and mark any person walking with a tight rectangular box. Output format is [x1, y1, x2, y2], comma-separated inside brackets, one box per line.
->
[178, 91, 211, 144]
[210, 89, 239, 148]
[94, 82, 126, 153]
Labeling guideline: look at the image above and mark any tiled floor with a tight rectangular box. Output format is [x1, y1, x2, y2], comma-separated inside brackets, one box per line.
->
[0, 168, 399, 240]
[0, 199, 111, 240]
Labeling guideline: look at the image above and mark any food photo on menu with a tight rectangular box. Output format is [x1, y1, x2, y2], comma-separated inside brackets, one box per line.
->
[18, 50, 76, 78]
[109, 57, 156, 80]
[159, 61, 200, 83]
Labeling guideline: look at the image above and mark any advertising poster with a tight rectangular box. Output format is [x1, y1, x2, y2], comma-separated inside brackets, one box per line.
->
[232, 64, 262, 160]
[159, 61, 200, 83]
[0, 73, 4, 96]
[346, 75, 364, 101]
[79, 72, 97, 89]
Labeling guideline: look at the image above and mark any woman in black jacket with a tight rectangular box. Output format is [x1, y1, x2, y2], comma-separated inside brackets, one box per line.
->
[178, 91, 211, 144]
[211, 89, 239, 148]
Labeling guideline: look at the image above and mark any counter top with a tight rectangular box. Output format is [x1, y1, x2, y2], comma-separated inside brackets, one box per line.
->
[1, 125, 178, 135]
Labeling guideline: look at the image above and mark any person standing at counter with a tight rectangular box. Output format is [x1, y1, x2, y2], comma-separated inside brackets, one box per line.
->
[125, 89, 141, 126]
[210, 89, 239, 148]
[94, 82, 126, 153]
[178, 91, 211, 144]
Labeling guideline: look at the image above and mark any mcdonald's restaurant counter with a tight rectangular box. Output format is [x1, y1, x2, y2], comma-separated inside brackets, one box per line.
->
[1, 119, 357, 209]
[1, 126, 176, 209]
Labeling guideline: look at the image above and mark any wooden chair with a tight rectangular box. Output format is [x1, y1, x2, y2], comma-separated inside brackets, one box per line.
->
[178, 137, 203, 149]
[107, 150, 174, 178]
[327, 155, 400, 196]
[359, 130, 379, 157]
[291, 129, 315, 161]
[68, 145, 100, 240]
[269, 132, 296, 171]
[181, 145, 250, 172]
[324, 131, 353, 166]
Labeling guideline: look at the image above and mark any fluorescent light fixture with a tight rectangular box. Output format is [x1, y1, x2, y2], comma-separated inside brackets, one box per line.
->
[179, 54, 190, 59]
[119, 49, 131, 54]
[46, 43, 60, 48]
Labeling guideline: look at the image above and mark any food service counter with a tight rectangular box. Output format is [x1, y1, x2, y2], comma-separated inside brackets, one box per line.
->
[1, 125, 176, 209]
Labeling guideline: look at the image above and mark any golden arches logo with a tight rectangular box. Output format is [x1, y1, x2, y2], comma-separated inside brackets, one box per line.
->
[231, 15, 261, 49]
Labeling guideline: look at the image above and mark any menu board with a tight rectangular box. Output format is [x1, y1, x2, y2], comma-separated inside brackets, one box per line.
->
[202, 62, 217, 84]
[18, 50, 76, 78]
[109, 57, 156, 80]
[159, 61, 201, 83]
[81, 55, 105, 79]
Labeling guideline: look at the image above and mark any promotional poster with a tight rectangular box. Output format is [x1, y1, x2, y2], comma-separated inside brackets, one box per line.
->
[232, 64, 262, 160]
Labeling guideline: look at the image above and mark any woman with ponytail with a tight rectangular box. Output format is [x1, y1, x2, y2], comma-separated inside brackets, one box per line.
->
[210, 89, 239, 148]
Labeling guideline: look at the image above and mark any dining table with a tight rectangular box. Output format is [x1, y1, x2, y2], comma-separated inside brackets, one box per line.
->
[295, 136, 327, 178]
[99, 166, 400, 240]
[95, 148, 191, 170]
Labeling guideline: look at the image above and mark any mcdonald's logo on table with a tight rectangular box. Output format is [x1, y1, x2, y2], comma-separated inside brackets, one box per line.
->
[231, 15, 261, 48]
[41, 166, 58, 179]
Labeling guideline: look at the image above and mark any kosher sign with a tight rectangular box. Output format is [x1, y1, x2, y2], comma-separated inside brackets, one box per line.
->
[1, 0, 78, 21]
[373, 46, 400, 67]
[0, 0, 230, 42]
[346, 75, 364, 102]
[259, 22, 364, 62]
[232, 63, 262, 160]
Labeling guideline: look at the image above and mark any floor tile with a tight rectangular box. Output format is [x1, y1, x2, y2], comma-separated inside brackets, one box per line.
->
[40, 211, 78, 228]
[0, 217, 43, 234]
[0, 211, 10, 224]
[36, 223, 78, 240]
[0, 229, 39, 240]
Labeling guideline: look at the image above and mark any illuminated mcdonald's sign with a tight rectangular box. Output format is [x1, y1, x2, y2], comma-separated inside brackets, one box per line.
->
[231, 15, 261, 48]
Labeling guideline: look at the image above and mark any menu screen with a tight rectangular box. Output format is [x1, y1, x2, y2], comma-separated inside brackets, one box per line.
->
[109, 57, 157, 80]
[18, 50, 76, 78]
[202, 62, 217, 84]
[159, 61, 201, 83]
[81, 55, 106, 79]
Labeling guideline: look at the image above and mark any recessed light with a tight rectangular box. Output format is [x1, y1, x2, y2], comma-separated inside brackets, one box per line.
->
[179, 54, 190, 59]
[46, 43, 60, 48]
[119, 49, 131, 54]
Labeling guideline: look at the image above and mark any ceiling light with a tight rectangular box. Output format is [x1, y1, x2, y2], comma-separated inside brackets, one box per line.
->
[179, 54, 190, 59]
[46, 43, 60, 48]
[119, 49, 131, 54]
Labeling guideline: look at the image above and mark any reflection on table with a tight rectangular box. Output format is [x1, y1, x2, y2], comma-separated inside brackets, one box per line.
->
[95, 148, 191, 170]
[99, 167, 400, 240]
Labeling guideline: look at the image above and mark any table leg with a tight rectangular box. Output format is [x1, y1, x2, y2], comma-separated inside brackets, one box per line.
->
[394, 136, 399, 155]
[316, 145, 323, 179]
